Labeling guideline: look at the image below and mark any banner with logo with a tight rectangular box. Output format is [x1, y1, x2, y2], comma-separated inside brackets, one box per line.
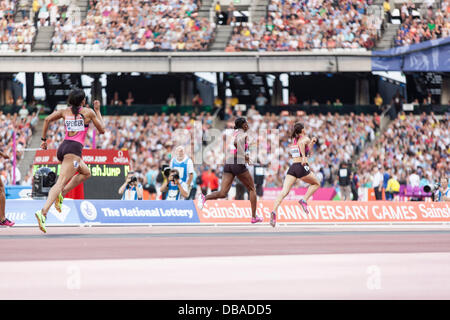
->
[33, 149, 131, 199]
[5, 199, 81, 226]
[195, 200, 450, 224]
[5, 186, 32, 199]
[262, 188, 336, 200]
[75, 200, 200, 224]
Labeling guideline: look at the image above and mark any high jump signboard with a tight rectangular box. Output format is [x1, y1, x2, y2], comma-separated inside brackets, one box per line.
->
[33, 149, 131, 199]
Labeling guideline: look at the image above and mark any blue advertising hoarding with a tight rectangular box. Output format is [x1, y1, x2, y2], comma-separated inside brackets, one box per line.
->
[75, 200, 200, 224]
[4, 200, 200, 226]
[5, 199, 81, 226]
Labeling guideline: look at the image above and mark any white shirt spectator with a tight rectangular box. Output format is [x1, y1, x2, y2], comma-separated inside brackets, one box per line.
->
[372, 170, 383, 188]
[409, 173, 420, 187]
[19, 106, 29, 119]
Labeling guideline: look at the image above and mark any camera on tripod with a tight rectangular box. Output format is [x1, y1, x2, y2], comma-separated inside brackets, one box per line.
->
[32, 167, 57, 198]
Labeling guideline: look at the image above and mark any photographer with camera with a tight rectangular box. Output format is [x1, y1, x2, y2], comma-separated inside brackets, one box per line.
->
[160, 169, 189, 200]
[435, 177, 450, 202]
[118, 171, 143, 200]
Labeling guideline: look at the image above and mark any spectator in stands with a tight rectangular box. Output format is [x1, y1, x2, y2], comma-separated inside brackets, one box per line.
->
[192, 93, 203, 113]
[409, 169, 420, 187]
[374, 93, 383, 109]
[255, 92, 268, 107]
[350, 172, 359, 201]
[125, 92, 134, 107]
[383, 0, 391, 22]
[357, 112, 449, 201]
[246, 105, 258, 118]
[394, 1, 449, 47]
[227, 3, 234, 25]
[167, 93, 177, 107]
[110, 91, 123, 106]
[51, 0, 215, 52]
[214, 96, 223, 108]
[288, 92, 298, 105]
[227, 0, 380, 52]
[215, 1, 222, 24]
[18, 104, 29, 119]
[207, 168, 219, 192]
[372, 165, 384, 200]
[333, 98, 343, 106]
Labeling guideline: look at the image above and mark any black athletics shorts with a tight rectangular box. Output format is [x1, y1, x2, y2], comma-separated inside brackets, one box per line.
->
[57, 140, 83, 162]
[286, 162, 311, 179]
[223, 164, 248, 176]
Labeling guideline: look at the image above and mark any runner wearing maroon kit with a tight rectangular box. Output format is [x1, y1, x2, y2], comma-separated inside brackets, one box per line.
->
[197, 117, 262, 224]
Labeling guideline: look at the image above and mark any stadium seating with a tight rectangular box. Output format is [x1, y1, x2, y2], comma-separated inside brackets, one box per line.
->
[226, 0, 382, 51]
[356, 111, 449, 198]
[0, 0, 35, 52]
[394, 0, 450, 46]
[51, 0, 216, 52]
[0, 111, 37, 185]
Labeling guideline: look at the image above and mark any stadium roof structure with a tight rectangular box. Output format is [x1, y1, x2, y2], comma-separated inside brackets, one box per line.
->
[0, 51, 372, 73]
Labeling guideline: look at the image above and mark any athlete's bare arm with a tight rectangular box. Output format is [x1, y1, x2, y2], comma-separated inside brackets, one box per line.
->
[298, 136, 310, 164]
[307, 137, 317, 154]
[87, 100, 105, 134]
[41, 109, 65, 150]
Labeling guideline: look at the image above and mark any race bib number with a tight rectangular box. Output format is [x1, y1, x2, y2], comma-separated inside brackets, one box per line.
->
[290, 146, 301, 158]
[65, 117, 85, 132]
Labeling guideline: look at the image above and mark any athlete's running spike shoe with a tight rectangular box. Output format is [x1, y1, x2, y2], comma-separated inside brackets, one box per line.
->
[299, 199, 309, 215]
[55, 192, 64, 213]
[0, 218, 15, 227]
[251, 216, 263, 224]
[270, 212, 277, 228]
[197, 193, 206, 210]
[35, 210, 47, 233]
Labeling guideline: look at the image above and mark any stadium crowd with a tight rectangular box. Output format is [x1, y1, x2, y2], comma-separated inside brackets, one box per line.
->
[51, 0, 215, 52]
[31, 111, 216, 190]
[394, 0, 450, 46]
[0, 111, 38, 186]
[0, 0, 35, 52]
[9, 102, 448, 202]
[226, 0, 382, 52]
[206, 109, 378, 190]
[356, 111, 449, 194]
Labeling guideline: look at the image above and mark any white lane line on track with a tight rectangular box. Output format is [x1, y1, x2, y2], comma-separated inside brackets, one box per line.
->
[1, 252, 450, 299]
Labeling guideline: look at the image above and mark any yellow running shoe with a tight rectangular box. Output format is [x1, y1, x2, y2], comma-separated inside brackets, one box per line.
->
[55, 192, 64, 213]
[35, 210, 47, 233]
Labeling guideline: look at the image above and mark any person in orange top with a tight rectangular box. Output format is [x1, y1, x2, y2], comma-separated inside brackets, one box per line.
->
[209, 169, 219, 192]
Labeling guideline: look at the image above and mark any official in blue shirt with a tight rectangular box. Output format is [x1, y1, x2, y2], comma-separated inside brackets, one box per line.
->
[436, 177, 450, 202]
[170, 146, 194, 188]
